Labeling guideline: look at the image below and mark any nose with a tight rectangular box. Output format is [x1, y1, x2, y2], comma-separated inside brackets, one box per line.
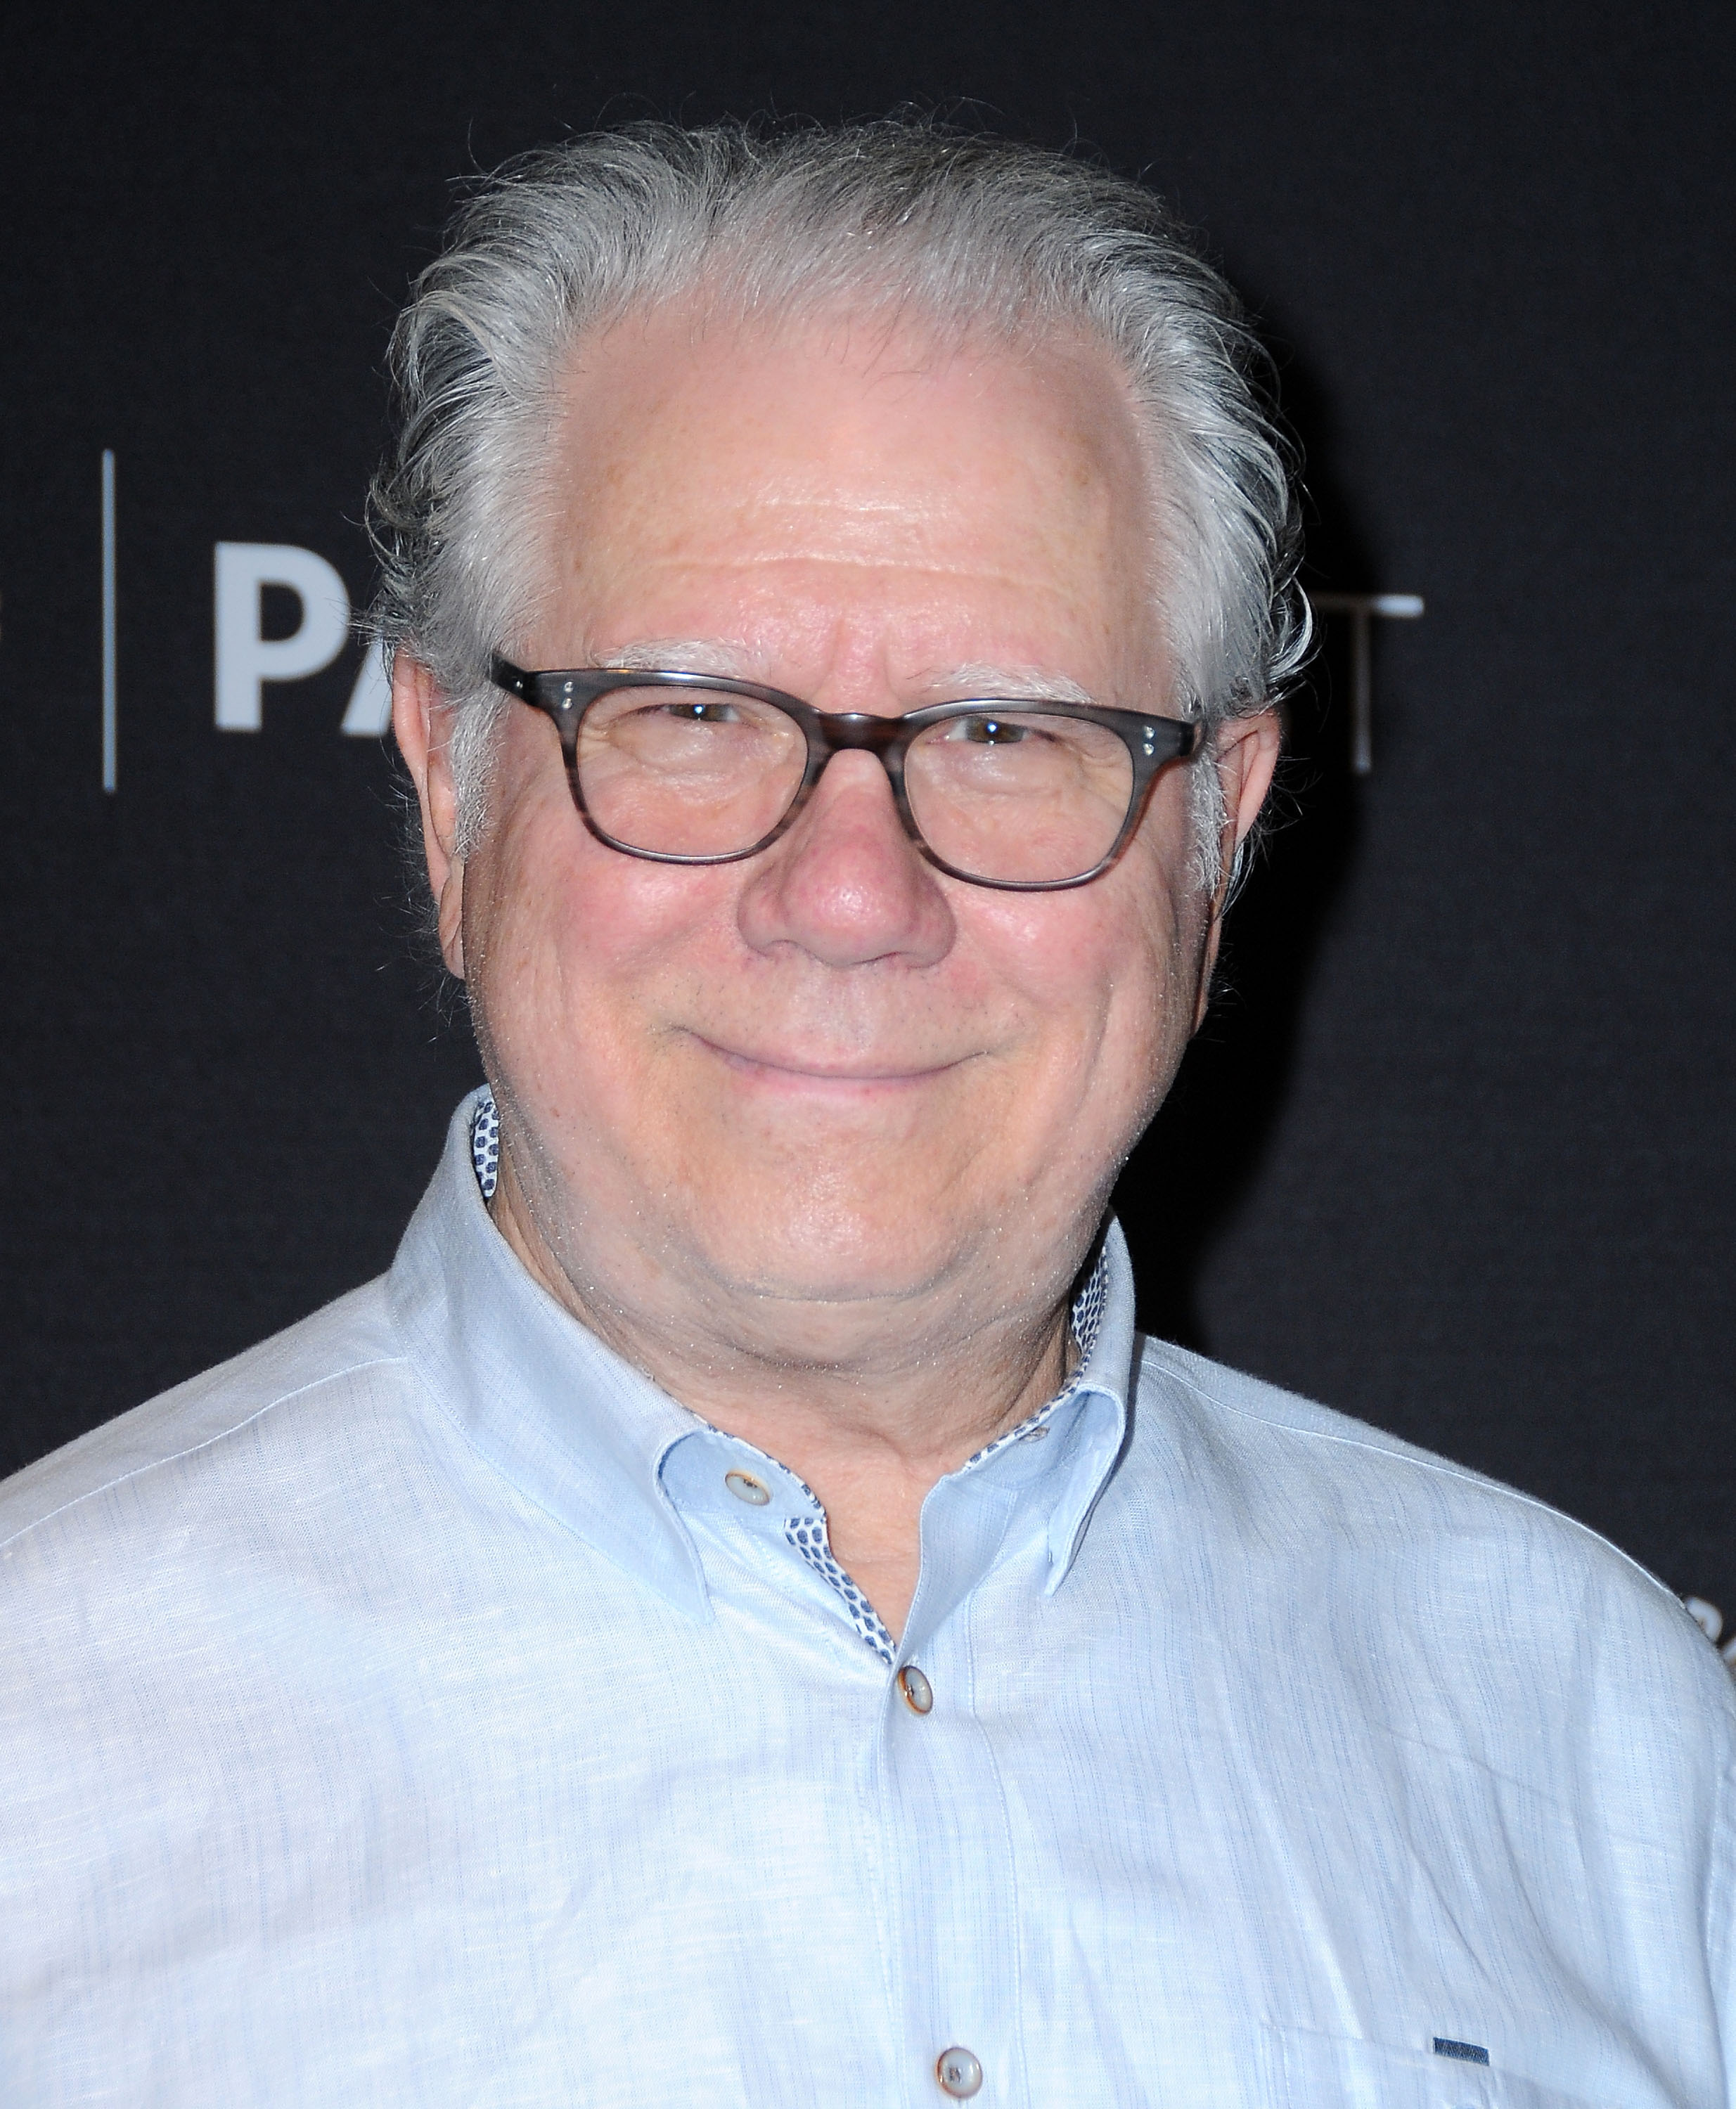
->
[735, 749, 957, 969]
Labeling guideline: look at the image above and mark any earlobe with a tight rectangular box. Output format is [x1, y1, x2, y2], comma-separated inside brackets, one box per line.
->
[391, 653, 468, 980]
[436, 859, 468, 981]
[1192, 882, 1229, 1031]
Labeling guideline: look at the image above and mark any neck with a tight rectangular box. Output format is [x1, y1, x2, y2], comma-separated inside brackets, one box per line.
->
[487, 1160, 1079, 1642]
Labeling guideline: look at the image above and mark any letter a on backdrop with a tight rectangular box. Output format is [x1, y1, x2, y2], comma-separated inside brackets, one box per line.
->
[341, 642, 393, 737]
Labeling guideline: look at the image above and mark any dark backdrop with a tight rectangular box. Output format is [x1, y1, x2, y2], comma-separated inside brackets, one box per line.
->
[4, 1, 1732, 1612]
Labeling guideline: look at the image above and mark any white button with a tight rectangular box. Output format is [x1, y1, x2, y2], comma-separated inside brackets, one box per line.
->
[898, 1665, 934, 1715]
[936, 2046, 983, 2096]
[1019, 1424, 1050, 1442]
[724, 1470, 771, 1506]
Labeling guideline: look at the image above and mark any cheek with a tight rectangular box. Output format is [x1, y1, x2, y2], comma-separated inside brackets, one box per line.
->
[462, 749, 610, 1069]
[464, 772, 738, 1073]
[988, 769, 1198, 1005]
[1073, 827, 1207, 1096]
[972, 868, 1193, 1097]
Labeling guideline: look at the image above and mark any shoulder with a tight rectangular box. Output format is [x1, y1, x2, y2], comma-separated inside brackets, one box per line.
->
[1121, 1335, 1736, 1743]
[1130, 1333, 1666, 1577]
[0, 1280, 410, 1570]
[1131, 1324, 1662, 1561]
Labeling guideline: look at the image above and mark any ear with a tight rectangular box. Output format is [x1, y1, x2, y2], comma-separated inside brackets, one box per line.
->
[392, 653, 468, 980]
[1193, 705, 1282, 1026]
[1214, 706, 1282, 868]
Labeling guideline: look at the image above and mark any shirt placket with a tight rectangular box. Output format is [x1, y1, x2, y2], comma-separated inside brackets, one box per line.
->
[863, 1470, 1038, 2109]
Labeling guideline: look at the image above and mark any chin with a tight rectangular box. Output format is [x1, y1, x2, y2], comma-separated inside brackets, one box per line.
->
[684, 1185, 978, 1311]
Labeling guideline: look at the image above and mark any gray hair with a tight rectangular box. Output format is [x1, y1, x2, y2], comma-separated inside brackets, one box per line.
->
[368, 119, 1307, 887]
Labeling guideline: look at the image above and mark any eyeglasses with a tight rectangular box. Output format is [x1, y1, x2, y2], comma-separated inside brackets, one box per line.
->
[489, 654, 1200, 892]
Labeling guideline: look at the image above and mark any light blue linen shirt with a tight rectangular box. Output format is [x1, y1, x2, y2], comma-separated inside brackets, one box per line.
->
[2, 1090, 1732, 2107]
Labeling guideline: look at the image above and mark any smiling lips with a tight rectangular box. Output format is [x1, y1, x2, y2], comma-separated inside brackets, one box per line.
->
[694, 1033, 970, 1090]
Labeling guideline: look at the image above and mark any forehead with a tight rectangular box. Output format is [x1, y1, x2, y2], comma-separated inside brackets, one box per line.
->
[531, 300, 1164, 692]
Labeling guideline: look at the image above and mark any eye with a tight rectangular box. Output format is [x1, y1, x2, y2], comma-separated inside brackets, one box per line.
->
[662, 699, 740, 725]
[956, 715, 1028, 745]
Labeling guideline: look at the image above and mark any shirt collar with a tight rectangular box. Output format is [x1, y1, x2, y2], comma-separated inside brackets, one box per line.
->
[388, 1092, 712, 1620]
[390, 1089, 1136, 1634]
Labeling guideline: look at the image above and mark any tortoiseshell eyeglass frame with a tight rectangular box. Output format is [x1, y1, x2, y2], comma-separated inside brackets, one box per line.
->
[489, 653, 1201, 893]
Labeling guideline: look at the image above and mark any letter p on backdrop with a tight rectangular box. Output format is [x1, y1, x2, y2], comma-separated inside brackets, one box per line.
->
[214, 542, 351, 730]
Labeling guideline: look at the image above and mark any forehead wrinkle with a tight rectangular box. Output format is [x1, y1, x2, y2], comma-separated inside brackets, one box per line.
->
[574, 553, 1143, 665]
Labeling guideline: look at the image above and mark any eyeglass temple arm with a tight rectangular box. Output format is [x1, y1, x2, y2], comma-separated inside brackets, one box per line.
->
[489, 655, 539, 704]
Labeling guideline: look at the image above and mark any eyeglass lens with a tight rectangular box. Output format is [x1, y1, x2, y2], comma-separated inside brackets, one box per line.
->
[574, 685, 1136, 885]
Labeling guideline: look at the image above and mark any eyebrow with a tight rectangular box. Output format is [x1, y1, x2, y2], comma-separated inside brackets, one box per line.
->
[927, 663, 1101, 707]
[593, 638, 754, 677]
[592, 641, 1105, 709]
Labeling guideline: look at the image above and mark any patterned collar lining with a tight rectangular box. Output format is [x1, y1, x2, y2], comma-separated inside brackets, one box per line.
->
[470, 1088, 1107, 1664]
[472, 1092, 501, 1201]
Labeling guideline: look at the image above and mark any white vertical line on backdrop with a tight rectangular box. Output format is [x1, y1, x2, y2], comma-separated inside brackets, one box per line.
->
[1307, 591, 1425, 774]
[101, 450, 117, 794]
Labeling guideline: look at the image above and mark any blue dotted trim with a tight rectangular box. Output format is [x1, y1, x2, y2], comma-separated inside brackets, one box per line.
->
[470, 1092, 501, 1201]
[961, 1245, 1112, 1469]
[1070, 1247, 1110, 1363]
[785, 1515, 897, 1664]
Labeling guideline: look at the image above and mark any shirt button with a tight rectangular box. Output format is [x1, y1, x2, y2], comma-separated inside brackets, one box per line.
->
[936, 2046, 983, 2097]
[724, 1470, 771, 1506]
[898, 1665, 934, 1715]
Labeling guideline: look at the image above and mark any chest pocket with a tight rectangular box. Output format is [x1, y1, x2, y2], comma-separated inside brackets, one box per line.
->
[1272, 2027, 1607, 2109]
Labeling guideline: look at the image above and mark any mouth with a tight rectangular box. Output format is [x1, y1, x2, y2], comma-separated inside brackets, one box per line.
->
[690, 1033, 970, 1092]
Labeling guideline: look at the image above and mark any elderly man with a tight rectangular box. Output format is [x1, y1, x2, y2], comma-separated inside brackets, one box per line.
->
[1, 123, 1730, 2106]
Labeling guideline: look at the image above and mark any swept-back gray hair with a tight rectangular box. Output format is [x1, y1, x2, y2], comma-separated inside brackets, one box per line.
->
[368, 119, 1306, 883]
